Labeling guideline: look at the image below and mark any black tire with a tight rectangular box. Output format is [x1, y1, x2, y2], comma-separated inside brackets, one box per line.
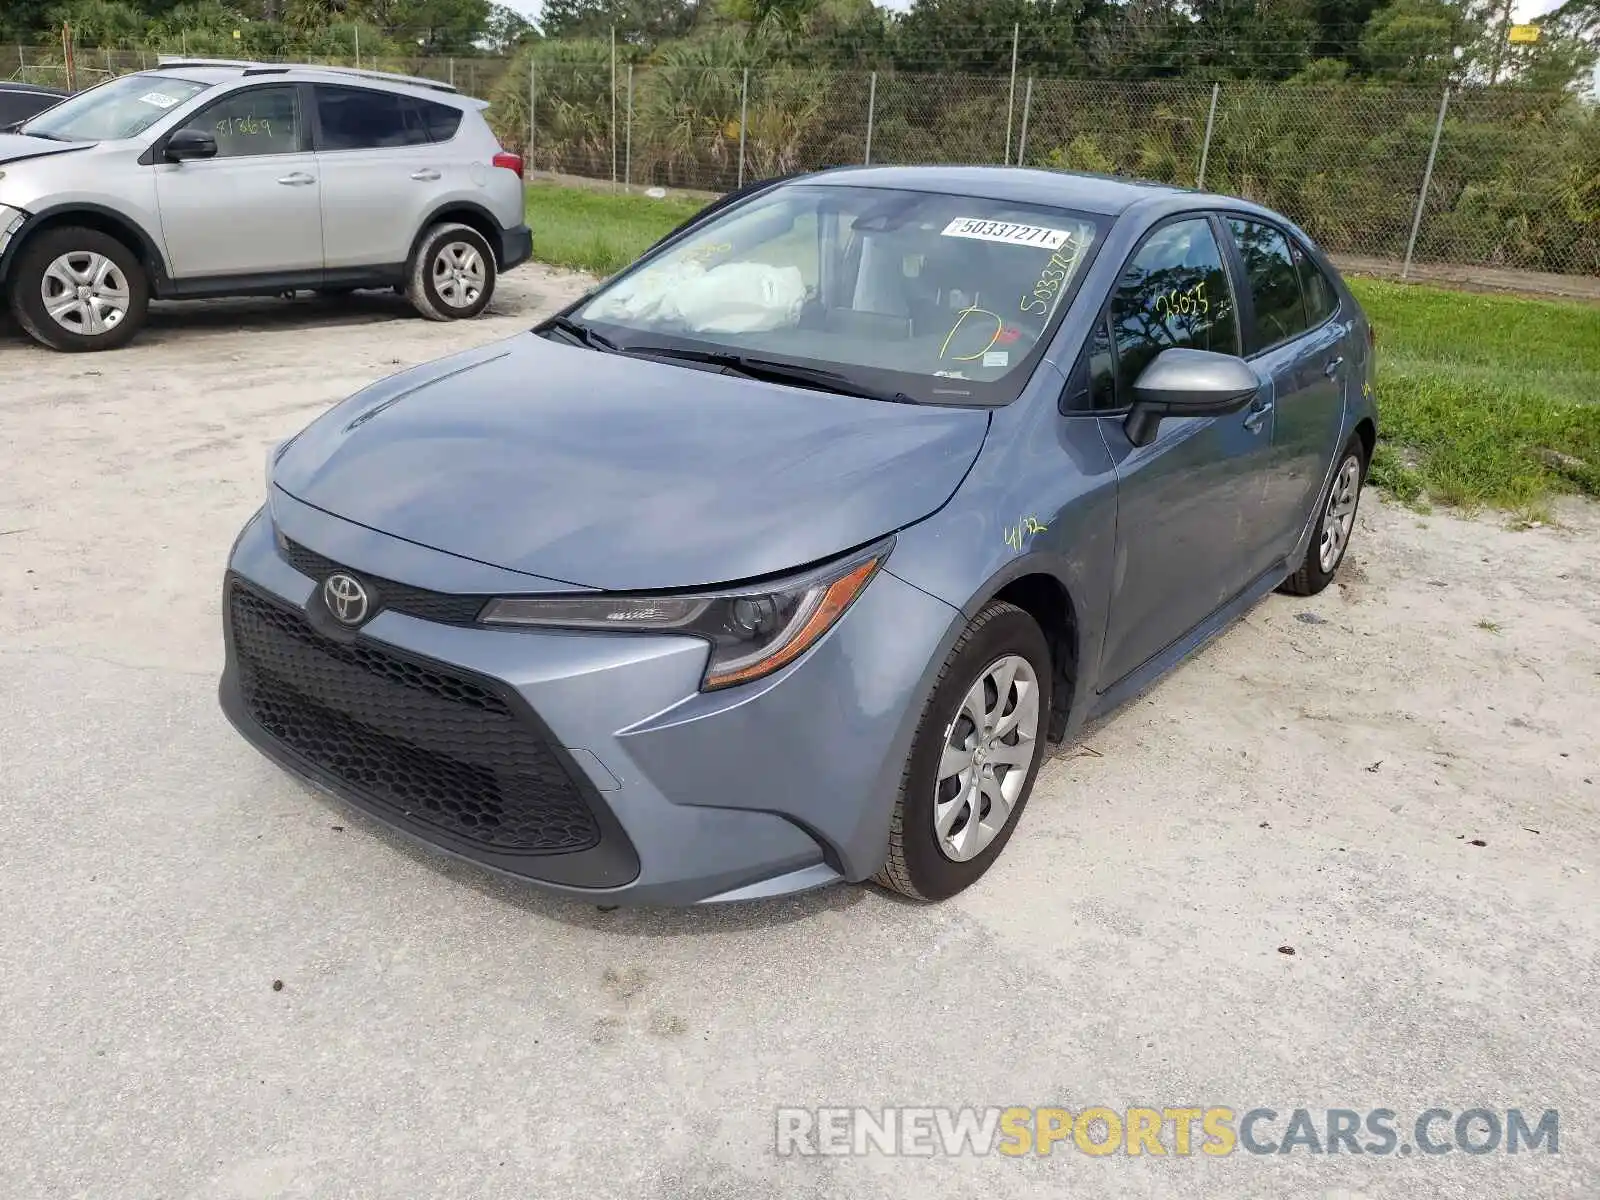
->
[1281, 435, 1366, 596]
[406, 222, 496, 322]
[874, 601, 1054, 902]
[8, 226, 148, 352]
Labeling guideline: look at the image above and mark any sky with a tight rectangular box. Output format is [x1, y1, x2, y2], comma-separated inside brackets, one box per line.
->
[500, 0, 1568, 21]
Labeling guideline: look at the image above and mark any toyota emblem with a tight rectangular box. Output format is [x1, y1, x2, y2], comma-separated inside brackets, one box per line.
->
[323, 573, 370, 625]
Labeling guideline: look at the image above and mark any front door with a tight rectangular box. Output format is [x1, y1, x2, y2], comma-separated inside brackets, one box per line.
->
[154, 84, 323, 279]
[1091, 215, 1279, 690]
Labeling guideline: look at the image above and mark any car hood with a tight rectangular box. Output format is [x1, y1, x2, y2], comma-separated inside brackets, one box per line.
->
[0, 133, 92, 166]
[274, 334, 990, 592]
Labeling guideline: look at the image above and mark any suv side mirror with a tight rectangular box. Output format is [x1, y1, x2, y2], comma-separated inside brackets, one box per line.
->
[1125, 348, 1260, 446]
[165, 128, 218, 162]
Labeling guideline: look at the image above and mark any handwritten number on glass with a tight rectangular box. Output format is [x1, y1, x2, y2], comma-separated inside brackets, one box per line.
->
[1153, 280, 1209, 318]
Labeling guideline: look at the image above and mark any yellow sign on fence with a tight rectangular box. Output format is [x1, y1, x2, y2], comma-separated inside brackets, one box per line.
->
[1508, 23, 1540, 43]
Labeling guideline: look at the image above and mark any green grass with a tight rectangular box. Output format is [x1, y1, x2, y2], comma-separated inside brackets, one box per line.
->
[525, 184, 1600, 511]
[527, 182, 703, 276]
[1349, 278, 1600, 511]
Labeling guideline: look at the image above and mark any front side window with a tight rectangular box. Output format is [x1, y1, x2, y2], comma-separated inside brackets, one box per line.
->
[1228, 218, 1309, 351]
[178, 86, 302, 158]
[575, 184, 1105, 405]
[20, 73, 208, 142]
[316, 85, 429, 151]
[1105, 217, 1239, 404]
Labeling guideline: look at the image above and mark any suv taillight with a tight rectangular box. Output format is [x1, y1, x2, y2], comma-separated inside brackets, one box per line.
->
[492, 151, 523, 175]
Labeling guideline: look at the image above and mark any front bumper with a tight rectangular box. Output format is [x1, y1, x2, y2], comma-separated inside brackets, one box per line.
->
[218, 500, 960, 905]
[496, 223, 532, 271]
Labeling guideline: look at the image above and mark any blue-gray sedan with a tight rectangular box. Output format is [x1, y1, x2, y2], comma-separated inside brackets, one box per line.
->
[221, 166, 1377, 904]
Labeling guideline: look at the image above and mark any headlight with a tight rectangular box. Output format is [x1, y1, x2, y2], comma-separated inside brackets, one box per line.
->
[480, 539, 891, 691]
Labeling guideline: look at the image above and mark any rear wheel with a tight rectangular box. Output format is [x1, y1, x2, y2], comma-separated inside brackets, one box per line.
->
[8, 226, 148, 352]
[1280, 435, 1366, 596]
[874, 601, 1053, 902]
[406, 223, 496, 321]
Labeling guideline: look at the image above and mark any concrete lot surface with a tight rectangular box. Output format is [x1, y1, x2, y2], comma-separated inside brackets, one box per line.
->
[2, 269, 1597, 1199]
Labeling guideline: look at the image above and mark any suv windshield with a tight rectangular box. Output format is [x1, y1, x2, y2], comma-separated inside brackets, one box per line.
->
[21, 73, 208, 142]
[575, 184, 1104, 405]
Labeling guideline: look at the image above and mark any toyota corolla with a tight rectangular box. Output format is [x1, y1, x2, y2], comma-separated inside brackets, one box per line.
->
[221, 166, 1376, 904]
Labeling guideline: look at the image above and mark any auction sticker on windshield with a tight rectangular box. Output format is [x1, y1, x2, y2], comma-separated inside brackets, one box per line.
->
[139, 92, 181, 108]
[941, 218, 1072, 249]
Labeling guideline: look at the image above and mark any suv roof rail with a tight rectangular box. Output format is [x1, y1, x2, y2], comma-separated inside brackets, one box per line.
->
[152, 54, 458, 94]
[292, 63, 459, 94]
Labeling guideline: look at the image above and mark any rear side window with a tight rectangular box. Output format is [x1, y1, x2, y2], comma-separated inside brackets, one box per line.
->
[1293, 240, 1338, 327]
[418, 99, 462, 142]
[1228, 218, 1308, 351]
[1101, 216, 1240, 408]
[316, 85, 429, 150]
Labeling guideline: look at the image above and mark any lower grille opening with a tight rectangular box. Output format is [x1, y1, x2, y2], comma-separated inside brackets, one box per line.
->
[231, 583, 601, 855]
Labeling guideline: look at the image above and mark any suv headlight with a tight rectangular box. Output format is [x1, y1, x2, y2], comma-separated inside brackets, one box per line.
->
[480, 539, 891, 691]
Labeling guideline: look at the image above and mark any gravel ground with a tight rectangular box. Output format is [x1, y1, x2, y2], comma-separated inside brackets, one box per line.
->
[2, 267, 1598, 1200]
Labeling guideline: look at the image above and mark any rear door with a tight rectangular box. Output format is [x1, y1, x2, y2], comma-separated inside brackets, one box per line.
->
[312, 84, 446, 271]
[1222, 218, 1350, 560]
[153, 83, 323, 278]
[1090, 214, 1280, 690]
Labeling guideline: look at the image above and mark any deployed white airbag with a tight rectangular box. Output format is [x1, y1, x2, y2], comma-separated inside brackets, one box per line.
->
[586, 260, 805, 333]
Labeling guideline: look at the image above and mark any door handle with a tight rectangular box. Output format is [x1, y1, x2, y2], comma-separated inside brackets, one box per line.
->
[277, 172, 315, 186]
[1242, 399, 1273, 434]
[410, 168, 442, 181]
[1323, 356, 1344, 379]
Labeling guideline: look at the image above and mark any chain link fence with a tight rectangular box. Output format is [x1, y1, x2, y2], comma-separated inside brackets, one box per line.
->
[10, 44, 1597, 278]
[520, 67, 1597, 279]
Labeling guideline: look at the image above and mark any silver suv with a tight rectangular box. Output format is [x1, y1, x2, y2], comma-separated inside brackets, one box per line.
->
[0, 58, 530, 352]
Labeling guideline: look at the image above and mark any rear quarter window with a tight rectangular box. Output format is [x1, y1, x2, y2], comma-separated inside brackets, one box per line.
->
[419, 100, 463, 143]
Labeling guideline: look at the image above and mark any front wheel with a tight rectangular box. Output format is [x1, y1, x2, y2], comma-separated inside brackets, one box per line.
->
[1281, 436, 1366, 596]
[8, 226, 148, 352]
[874, 601, 1053, 902]
[406, 223, 497, 322]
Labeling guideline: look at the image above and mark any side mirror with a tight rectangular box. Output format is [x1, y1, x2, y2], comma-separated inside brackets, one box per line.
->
[1125, 348, 1260, 447]
[165, 128, 218, 162]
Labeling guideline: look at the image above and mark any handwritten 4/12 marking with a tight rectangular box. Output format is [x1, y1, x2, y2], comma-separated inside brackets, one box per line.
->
[1004, 516, 1048, 551]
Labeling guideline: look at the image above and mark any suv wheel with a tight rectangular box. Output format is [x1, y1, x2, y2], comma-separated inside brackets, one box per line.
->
[407, 223, 496, 322]
[9, 226, 148, 352]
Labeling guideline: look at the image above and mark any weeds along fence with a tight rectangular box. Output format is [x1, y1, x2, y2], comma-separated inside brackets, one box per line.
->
[11, 44, 1599, 278]
[511, 66, 1600, 280]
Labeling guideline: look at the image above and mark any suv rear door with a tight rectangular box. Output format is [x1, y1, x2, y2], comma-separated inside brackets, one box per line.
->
[311, 84, 459, 274]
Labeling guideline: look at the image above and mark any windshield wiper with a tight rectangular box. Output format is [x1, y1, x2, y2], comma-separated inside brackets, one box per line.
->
[14, 128, 68, 141]
[540, 314, 620, 353]
[621, 345, 917, 404]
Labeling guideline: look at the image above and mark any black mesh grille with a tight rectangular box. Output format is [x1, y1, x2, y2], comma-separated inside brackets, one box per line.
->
[281, 539, 487, 626]
[230, 583, 601, 855]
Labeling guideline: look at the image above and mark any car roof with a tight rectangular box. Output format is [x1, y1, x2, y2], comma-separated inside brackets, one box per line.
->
[0, 81, 66, 96]
[802, 165, 1190, 217]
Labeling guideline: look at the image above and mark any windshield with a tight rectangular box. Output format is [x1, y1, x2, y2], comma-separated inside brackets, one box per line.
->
[575, 184, 1104, 405]
[21, 73, 208, 142]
